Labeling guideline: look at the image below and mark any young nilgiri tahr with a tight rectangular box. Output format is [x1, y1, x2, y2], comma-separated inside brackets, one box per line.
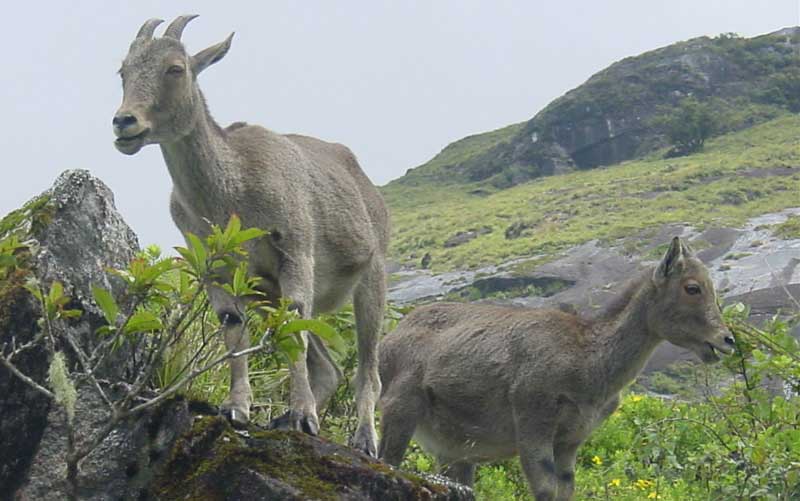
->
[112, 16, 389, 456]
[378, 237, 734, 499]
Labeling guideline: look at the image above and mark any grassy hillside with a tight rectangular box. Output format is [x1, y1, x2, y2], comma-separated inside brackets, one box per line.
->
[390, 122, 524, 187]
[384, 114, 800, 271]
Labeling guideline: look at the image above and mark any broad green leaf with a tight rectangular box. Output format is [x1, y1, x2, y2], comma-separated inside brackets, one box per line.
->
[96, 325, 115, 336]
[24, 278, 43, 302]
[59, 309, 82, 320]
[123, 311, 164, 334]
[280, 319, 346, 354]
[185, 232, 207, 273]
[136, 259, 176, 286]
[231, 227, 268, 246]
[0, 254, 17, 268]
[48, 281, 64, 305]
[276, 336, 303, 362]
[92, 285, 119, 325]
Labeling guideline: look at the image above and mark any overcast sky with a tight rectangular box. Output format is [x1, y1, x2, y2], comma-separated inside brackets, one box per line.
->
[1, 1, 798, 250]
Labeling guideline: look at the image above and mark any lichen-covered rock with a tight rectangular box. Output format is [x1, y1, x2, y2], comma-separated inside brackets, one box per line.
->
[18, 390, 193, 501]
[0, 169, 140, 496]
[33, 169, 139, 311]
[151, 414, 473, 501]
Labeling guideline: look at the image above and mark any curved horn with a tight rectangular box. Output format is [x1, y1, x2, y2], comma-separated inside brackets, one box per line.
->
[164, 14, 199, 40]
[135, 18, 164, 40]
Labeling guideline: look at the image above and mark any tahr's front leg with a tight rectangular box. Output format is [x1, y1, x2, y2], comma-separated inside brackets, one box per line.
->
[220, 314, 252, 427]
[207, 286, 252, 428]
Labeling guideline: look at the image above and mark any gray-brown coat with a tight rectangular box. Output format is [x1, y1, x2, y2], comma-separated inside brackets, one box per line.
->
[378, 237, 734, 499]
[112, 16, 389, 456]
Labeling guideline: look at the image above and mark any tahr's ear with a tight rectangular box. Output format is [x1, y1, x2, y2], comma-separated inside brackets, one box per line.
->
[192, 33, 234, 74]
[653, 237, 686, 284]
[679, 239, 695, 258]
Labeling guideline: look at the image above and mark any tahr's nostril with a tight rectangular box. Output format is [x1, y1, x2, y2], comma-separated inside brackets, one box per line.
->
[724, 335, 735, 346]
[113, 114, 138, 129]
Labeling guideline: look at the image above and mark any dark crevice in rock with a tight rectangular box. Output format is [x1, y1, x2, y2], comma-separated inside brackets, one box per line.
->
[450, 276, 575, 302]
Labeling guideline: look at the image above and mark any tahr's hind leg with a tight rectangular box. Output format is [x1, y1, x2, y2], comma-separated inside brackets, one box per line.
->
[441, 460, 477, 487]
[268, 255, 320, 435]
[378, 386, 423, 466]
[350, 257, 386, 457]
[306, 333, 343, 410]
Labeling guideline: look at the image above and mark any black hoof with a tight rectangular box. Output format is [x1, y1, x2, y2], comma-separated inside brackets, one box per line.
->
[350, 427, 378, 458]
[268, 410, 319, 436]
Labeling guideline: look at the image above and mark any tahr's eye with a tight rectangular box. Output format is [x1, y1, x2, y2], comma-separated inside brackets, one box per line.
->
[685, 284, 702, 295]
[167, 65, 185, 75]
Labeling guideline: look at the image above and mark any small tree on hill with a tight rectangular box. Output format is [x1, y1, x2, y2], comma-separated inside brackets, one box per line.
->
[658, 97, 720, 157]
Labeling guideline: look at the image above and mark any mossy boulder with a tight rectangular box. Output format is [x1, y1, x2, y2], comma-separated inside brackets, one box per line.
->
[151, 414, 473, 500]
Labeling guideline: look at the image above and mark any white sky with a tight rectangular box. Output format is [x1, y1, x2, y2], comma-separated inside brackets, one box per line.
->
[1, 1, 798, 250]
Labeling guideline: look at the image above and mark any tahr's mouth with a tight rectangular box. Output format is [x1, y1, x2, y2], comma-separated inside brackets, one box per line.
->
[701, 341, 733, 363]
[114, 129, 149, 154]
[703, 342, 722, 363]
[115, 128, 149, 144]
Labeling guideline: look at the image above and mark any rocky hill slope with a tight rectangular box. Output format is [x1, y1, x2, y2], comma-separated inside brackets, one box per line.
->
[390, 27, 799, 190]
[385, 115, 800, 272]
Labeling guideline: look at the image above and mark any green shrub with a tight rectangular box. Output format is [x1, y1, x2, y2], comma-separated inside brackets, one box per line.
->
[656, 97, 721, 157]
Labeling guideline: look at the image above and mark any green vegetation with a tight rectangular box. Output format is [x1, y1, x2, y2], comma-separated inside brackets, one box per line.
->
[655, 97, 720, 156]
[774, 215, 800, 239]
[383, 115, 800, 271]
[389, 122, 524, 187]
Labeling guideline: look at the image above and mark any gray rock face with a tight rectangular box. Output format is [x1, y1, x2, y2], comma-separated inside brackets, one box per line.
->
[1, 169, 141, 496]
[34, 170, 140, 312]
[18, 388, 192, 501]
[443, 227, 491, 248]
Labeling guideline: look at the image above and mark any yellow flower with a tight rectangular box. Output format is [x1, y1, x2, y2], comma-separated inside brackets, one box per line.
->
[607, 478, 621, 487]
[635, 479, 654, 490]
[630, 395, 644, 403]
[591, 455, 603, 465]
[647, 492, 661, 499]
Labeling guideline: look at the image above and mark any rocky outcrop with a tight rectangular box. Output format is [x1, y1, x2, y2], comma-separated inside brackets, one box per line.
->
[396, 28, 800, 189]
[479, 29, 799, 187]
[0, 170, 140, 496]
[1, 170, 473, 500]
